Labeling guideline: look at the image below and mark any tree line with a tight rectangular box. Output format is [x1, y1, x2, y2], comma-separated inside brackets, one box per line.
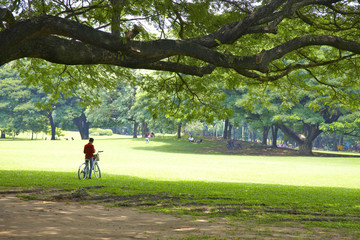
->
[1, 1, 360, 155]
[1, 63, 359, 156]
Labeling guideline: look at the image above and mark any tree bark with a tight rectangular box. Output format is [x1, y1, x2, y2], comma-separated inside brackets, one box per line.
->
[73, 113, 90, 140]
[48, 112, 56, 140]
[278, 124, 321, 156]
[298, 141, 314, 156]
[228, 123, 233, 139]
[271, 125, 278, 148]
[223, 118, 229, 139]
[252, 130, 256, 142]
[141, 121, 149, 138]
[331, 134, 338, 151]
[2, 2, 360, 81]
[110, 0, 125, 37]
[177, 122, 182, 139]
[262, 126, 270, 145]
[133, 121, 138, 138]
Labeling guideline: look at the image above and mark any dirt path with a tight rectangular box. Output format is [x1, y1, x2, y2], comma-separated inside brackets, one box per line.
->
[1, 194, 357, 239]
[0, 194, 232, 240]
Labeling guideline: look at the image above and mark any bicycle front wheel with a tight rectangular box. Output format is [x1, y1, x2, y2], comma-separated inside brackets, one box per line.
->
[93, 162, 101, 178]
[78, 163, 88, 180]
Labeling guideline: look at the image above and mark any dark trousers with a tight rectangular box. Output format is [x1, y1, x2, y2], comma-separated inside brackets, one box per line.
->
[86, 157, 94, 178]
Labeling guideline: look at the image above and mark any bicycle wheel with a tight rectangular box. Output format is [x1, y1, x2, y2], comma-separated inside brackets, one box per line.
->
[93, 162, 101, 178]
[78, 163, 88, 180]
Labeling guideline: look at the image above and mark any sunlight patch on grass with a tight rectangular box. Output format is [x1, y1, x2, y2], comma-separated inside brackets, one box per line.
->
[1, 136, 360, 189]
[1, 136, 360, 234]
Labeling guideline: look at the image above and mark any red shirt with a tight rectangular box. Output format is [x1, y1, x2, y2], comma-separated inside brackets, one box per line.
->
[84, 142, 95, 159]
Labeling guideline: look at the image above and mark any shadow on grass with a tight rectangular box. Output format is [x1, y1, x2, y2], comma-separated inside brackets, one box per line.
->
[101, 136, 218, 155]
[0, 138, 50, 141]
[2, 170, 360, 240]
[1, 170, 360, 225]
[116, 136, 360, 158]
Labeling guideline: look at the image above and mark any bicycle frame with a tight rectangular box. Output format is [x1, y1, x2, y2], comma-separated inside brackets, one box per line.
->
[78, 151, 103, 180]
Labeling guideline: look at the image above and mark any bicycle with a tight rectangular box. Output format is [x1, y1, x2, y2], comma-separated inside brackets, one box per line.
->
[78, 151, 103, 180]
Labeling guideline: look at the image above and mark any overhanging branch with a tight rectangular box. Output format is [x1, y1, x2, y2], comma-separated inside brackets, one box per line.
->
[1, 1, 360, 80]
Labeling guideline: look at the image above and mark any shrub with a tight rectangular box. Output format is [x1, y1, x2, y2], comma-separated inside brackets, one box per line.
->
[89, 128, 113, 136]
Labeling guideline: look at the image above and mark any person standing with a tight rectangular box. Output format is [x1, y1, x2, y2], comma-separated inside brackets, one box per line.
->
[83, 138, 95, 179]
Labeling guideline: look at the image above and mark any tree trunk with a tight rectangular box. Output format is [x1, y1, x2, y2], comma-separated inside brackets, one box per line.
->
[228, 123, 233, 139]
[223, 118, 229, 139]
[278, 124, 320, 156]
[177, 122, 182, 139]
[262, 126, 270, 145]
[271, 125, 278, 148]
[110, 0, 125, 36]
[1, 130, 5, 139]
[73, 113, 90, 140]
[252, 130, 256, 142]
[48, 112, 56, 140]
[298, 141, 314, 156]
[133, 121, 138, 138]
[331, 134, 338, 151]
[141, 121, 149, 138]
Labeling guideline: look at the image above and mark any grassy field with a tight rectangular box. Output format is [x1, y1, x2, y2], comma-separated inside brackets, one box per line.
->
[1, 133, 360, 238]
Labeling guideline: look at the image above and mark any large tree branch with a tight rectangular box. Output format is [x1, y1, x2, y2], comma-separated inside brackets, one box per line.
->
[187, 0, 342, 48]
[0, 15, 127, 54]
[1, 0, 360, 80]
[187, 0, 287, 48]
[1, 35, 215, 77]
[2, 13, 360, 79]
[255, 35, 360, 72]
[278, 124, 305, 145]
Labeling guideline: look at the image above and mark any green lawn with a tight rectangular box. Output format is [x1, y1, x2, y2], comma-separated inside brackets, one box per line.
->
[1, 134, 360, 235]
[2, 135, 359, 188]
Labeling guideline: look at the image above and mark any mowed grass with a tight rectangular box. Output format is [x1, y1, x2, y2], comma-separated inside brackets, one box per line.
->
[1, 134, 360, 233]
[2, 135, 359, 187]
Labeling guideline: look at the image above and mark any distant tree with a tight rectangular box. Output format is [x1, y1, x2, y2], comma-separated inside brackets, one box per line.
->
[0, 64, 48, 138]
[52, 97, 90, 140]
[86, 84, 150, 138]
[275, 106, 342, 155]
[185, 121, 204, 137]
[16, 60, 119, 139]
[228, 71, 351, 155]
[321, 111, 360, 138]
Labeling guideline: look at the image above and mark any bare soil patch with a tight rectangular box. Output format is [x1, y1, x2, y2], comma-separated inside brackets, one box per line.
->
[0, 194, 234, 240]
[1, 188, 358, 239]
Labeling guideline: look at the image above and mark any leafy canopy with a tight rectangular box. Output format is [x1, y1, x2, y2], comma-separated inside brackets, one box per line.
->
[1, 0, 360, 122]
[1, 1, 360, 82]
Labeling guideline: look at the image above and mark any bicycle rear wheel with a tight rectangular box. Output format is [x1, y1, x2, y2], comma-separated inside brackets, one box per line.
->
[78, 163, 88, 180]
[93, 162, 101, 178]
